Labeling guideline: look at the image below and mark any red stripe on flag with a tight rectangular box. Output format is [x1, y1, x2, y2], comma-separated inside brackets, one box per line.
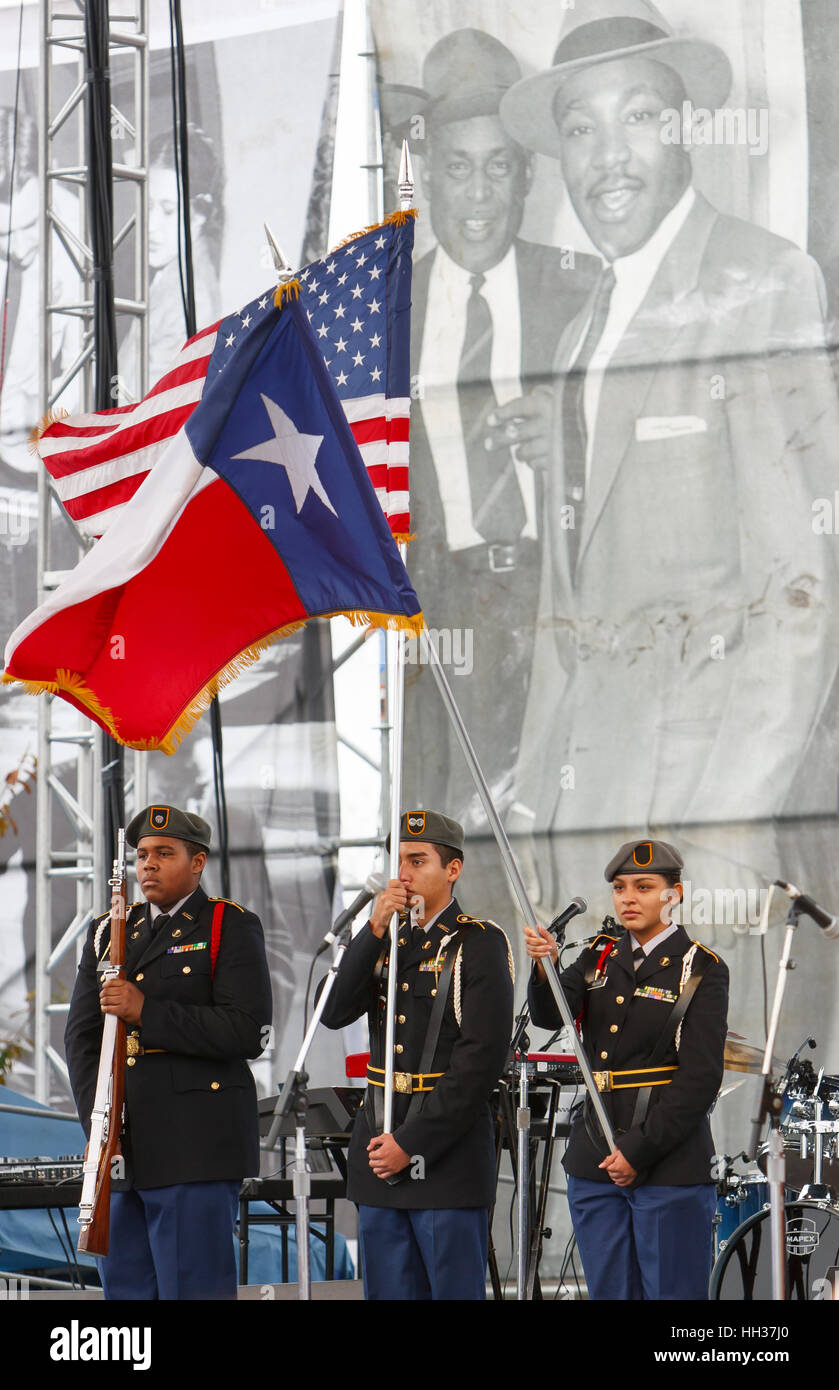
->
[43, 402, 198, 478]
[349, 414, 410, 447]
[60, 472, 152, 522]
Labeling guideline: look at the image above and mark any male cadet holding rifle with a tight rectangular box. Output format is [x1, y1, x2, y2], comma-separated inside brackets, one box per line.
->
[320, 810, 514, 1300]
[524, 839, 728, 1300]
[65, 804, 273, 1300]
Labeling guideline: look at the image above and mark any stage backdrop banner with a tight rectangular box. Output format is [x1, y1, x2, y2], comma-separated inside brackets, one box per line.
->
[370, 0, 839, 1277]
[0, 2, 347, 1101]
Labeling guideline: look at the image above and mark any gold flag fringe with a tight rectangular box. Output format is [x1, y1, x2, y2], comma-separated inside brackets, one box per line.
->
[330, 206, 417, 254]
[273, 279, 301, 308]
[2, 606, 423, 755]
[28, 406, 71, 455]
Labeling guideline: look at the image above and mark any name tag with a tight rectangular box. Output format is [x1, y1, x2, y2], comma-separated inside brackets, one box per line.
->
[634, 985, 677, 1003]
[167, 941, 208, 954]
[635, 415, 707, 442]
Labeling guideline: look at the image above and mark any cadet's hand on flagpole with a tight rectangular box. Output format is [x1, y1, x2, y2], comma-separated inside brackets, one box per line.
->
[367, 1133, 411, 1178]
[485, 389, 553, 468]
[370, 880, 408, 938]
[523, 923, 557, 982]
[599, 1148, 637, 1187]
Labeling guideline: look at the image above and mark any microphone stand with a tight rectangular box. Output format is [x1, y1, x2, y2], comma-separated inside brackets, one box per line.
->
[747, 897, 803, 1301]
[509, 1001, 533, 1302]
[263, 926, 354, 1300]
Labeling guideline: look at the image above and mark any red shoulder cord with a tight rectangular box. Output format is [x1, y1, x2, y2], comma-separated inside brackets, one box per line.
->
[210, 902, 224, 977]
[575, 940, 616, 1034]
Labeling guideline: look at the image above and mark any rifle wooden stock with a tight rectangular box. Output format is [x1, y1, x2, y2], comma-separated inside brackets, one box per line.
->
[78, 831, 127, 1256]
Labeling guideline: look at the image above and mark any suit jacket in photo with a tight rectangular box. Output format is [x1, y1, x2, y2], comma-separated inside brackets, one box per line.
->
[65, 884, 273, 1189]
[516, 193, 839, 830]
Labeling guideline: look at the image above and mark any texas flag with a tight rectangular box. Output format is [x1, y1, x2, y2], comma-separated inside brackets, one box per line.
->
[3, 275, 422, 752]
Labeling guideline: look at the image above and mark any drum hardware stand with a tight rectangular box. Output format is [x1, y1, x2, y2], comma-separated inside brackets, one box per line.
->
[264, 929, 353, 1300]
[747, 896, 805, 1301]
[798, 1069, 835, 1204]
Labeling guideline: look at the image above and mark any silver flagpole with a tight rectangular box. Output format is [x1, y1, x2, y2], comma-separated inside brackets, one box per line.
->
[419, 626, 617, 1152]
[382, 141, 415, 1132]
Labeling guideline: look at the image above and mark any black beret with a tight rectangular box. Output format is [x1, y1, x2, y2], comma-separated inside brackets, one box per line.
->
[604, 838, 683, 881]
[126, 804, 212, 851]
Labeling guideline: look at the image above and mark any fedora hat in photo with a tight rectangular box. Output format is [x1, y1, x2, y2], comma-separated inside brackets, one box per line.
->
[500, 0, 732, 160]
[403, 27, 523, 131]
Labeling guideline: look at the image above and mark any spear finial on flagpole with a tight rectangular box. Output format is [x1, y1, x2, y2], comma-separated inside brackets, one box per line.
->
[398, 139, 414, 211]
[264, 223, 294, 281]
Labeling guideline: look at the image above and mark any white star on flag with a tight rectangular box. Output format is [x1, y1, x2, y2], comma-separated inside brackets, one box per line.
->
[232, 394, 337, 516]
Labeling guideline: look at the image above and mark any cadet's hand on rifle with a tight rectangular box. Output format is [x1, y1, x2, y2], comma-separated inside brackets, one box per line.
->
[367, 1133, 411, 1178]
[369, 880, 409, 938]
[522, 923, 558, 981]
[100, 979, 144, 1025]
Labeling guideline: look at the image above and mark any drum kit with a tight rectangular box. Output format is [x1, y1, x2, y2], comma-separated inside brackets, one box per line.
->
[711, 1037, 839, 1300]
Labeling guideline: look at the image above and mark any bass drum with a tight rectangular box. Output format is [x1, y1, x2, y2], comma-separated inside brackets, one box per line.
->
[710, 1199, 839, 1300]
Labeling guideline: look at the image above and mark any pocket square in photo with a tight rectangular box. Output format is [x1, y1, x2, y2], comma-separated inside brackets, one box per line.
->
[635, 415, 708, 441]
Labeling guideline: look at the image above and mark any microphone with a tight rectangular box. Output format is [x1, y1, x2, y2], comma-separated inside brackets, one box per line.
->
[774, 881, 839, 939]
[548, 897, 587, 942]
[317, 872, 389, 953]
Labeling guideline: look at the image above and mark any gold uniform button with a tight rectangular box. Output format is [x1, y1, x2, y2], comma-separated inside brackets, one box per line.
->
[397, 1014, 406, 1024]
[131, 930, 140, 939]
[127, 1057, 136, 1067]
[395, 1044, 404, 1055]
[172, 928, 182, 938]
[401, 982, 409, 992]
[600, 1051, 608, 1060]
[616, 995, 625, 1005]
[136, 973, 144, 981]
[660, 956, 670, 966]
[398, 937, 406, 946]
[182, 966, 191, 974]
[422, 940, 431, 950]
[430, 988, 437, 997]
[211, 1081, 220, 1090]
[610, 1024, 618, 1034]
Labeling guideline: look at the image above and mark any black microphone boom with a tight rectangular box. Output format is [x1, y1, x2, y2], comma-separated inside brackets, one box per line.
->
[774, 881, 839, 938]
[317, 873, 389, 953]
[548, 897, 588, 939]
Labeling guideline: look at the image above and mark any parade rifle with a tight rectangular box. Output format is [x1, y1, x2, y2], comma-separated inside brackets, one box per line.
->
[77, 828, 127, 1255]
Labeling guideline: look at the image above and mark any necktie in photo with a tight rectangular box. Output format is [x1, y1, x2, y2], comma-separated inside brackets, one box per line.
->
[633, 944, 646, 971]
[457, 272, 526, 544]
[152, 913, 170, 935]
[561, 264, 616, 575]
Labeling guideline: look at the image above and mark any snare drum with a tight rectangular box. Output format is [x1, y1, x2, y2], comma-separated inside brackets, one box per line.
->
[710, 1198, 839, 1299]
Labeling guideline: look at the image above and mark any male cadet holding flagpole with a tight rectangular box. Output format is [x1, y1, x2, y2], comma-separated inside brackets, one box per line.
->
[320, 810, 514, 1300]
[65, 804, 273, 1300]
[524, 839, 728, 1300]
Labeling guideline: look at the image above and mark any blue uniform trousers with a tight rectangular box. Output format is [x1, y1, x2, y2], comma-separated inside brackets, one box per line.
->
[567, 1176, 717, 1300]
[358, 1205, 488, 1300]
[98, 1180, 241, 1300]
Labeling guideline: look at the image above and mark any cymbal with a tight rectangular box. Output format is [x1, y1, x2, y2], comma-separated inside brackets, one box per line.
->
[723, 1037, 783, 1074]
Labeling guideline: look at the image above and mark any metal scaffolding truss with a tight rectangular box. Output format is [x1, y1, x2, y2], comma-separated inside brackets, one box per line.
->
[34, 0, 149, 1102]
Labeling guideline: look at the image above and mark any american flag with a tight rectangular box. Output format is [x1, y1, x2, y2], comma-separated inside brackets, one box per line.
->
[37, 215, 414, 541]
